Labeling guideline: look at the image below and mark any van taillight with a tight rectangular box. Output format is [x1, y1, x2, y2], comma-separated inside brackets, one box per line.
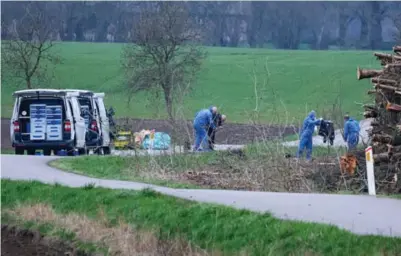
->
[64, 120, 71, 132]
[90, 120, 98, 132]
[13, 121, 20, 132]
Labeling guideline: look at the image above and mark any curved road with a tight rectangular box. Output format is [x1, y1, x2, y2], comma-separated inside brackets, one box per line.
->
[1, 154, 401, 237]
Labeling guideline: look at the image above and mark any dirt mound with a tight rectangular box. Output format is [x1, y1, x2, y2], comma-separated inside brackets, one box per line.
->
[1, 224, 91, 256]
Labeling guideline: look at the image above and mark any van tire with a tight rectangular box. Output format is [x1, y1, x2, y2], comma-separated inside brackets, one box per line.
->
[103, 147, 111, 155]
[78, 148, 86, 155]
[15, 148, 24, 155]
[43, 149, 51, 156]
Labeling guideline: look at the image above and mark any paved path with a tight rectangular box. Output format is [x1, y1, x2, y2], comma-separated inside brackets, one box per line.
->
[1, 154, 401, 237]
[283, 118, 373, 148]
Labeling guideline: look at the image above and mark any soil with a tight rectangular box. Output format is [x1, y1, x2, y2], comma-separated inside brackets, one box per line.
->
[1, 224, 91, 256]
[1, 117, 296, 150]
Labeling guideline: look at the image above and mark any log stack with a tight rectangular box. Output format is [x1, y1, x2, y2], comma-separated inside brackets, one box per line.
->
[357, 46, 401, 193]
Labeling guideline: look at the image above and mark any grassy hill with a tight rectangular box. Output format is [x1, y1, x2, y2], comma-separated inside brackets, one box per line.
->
[1, 42, 379, 124]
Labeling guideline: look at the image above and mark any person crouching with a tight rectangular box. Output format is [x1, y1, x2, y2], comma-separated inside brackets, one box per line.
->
[208, 113, 226, 150]
[193, 106, 217, 151]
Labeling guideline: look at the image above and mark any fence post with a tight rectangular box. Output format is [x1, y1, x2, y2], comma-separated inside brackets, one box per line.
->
[365, 146, 376, 196]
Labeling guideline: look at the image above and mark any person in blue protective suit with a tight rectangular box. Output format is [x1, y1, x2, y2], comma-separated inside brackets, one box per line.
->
[193, 106, 217, 151]
[343, 114, 360, 151]
[296, 110, 323, 161]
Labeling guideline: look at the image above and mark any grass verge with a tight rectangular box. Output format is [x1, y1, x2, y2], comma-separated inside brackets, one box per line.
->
[50, 144, 347, 191]
[2, 211, 105, 255]
[2, 203, 207, 256]
[2, 179, 401, 256]
[1, 148, 15, 155]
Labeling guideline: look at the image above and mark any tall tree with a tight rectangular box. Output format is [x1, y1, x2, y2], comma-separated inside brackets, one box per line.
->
[122, 2, 206, 121]
[2, 2, 60, 89]
[268, 2, 306, 49]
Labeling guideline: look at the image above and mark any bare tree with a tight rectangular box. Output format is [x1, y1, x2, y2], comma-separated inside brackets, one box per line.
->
[122, 2, 206, 121]
[2, 2, 60, 89]
[268, 2, 306, 49]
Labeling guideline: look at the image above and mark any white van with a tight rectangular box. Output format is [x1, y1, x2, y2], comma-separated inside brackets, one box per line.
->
[93, 93, 111, 155]
[62, 89, 102, 153]
[10, 89, 87, 155]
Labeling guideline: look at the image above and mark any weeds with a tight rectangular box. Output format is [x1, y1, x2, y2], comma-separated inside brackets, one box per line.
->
[2, 180, 401, 256]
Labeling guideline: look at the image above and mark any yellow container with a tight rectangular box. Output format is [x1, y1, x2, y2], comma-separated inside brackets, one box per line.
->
[113, 131, 133, 149]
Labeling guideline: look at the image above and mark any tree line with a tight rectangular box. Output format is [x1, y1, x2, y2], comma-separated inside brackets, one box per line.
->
[2, 1, 401, 122]
[2, 1, 401, 50]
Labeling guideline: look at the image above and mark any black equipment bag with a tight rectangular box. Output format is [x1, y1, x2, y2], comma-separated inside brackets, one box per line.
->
[318, 120, 335, 145]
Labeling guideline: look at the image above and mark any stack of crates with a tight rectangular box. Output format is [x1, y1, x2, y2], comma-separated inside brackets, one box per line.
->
[30, 104, 47, 140]
[46, 105, 63, 141]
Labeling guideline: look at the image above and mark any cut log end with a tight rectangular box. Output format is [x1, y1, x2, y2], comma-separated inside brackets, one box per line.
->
[357, 67, 383, 80]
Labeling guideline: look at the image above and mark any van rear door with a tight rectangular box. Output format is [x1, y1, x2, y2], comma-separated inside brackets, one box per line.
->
[10, 98, 19, 143]
[94, 94, 110, 146]
[67, 96, 86, 147]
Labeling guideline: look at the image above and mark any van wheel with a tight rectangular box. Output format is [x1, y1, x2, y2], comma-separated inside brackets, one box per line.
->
[15, 148, 24, 155]
[103, 147, 111, 155]
[27, 149, 36, 155]
[43, 149, 52, 156]
[78, 148, 86, 155]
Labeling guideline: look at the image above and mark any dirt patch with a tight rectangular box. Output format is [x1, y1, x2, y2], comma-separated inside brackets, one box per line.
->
[1, 224, 90, 256]
[6, 204, 211, 256]
[1, 117, 296, 150]
[116, 118, 296, 145]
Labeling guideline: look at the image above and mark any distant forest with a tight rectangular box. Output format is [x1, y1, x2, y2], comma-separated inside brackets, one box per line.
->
[2, 1, 401, 50]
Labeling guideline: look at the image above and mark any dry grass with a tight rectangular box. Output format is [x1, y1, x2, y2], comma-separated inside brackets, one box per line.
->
[7, 203, 215, 256]
[127, 143, 346, 193]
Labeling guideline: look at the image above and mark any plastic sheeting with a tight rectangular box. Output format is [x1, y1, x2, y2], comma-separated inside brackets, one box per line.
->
[142, 132, 171, 150]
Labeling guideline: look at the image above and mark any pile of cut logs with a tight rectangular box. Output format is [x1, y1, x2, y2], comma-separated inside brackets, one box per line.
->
[357, 46, 401, 193]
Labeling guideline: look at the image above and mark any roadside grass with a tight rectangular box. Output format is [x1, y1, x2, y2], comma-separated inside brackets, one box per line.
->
[2, 203, 208, 256]
[1, 211, 105, 255]
[2, 179, 401, 256]
[0, 148, 14, 155]
[48, 153, 217, 189]
[1, 42, 375, 123]
[50, 144, 346, 191]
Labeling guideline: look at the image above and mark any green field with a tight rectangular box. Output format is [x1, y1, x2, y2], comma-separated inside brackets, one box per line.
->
[2, 179, 401, 256]
[1, 42, 378, 123]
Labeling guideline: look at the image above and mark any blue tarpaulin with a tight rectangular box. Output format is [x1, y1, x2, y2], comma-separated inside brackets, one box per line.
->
[142, 132, 171, 150]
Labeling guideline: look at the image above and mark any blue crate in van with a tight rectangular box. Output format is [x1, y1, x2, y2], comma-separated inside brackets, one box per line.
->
[46, 105, 63, 141]
[30, 104, 47, 140]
